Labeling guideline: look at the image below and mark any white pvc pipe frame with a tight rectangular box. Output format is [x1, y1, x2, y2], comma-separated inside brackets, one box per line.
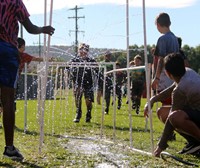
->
[37, 0, 53, 153]
[34, 0, 153, 155]
[25, 61, 152, 151]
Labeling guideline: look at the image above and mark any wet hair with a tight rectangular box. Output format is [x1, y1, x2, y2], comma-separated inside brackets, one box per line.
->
[155, 13, 171, 27]
[105, 50, 111, 57]
[17, 37, 25, 48]
[79, 43, 89, 52]
[129, 61, 135, 66]
[134, 54, 142, 61]
[116, 62, 120, 66]
[164, 53, 186, 77]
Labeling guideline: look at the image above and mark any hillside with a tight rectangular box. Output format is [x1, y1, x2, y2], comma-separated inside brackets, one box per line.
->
[25, 45, 119, 61]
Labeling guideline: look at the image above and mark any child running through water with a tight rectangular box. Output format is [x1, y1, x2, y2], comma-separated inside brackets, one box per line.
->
[130, 55, 145, 114]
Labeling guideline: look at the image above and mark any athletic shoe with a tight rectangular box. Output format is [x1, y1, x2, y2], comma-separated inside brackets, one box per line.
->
[3, 146, 24, 161]
[178, 143, 200, 154]
[117, 105, 121, 110]
[85, 118, 91, 123]
[73, 118, 80, 123]
[136, 105, 140, 114]
[73, 111, 82, 123]
[104, 107, 109, 114]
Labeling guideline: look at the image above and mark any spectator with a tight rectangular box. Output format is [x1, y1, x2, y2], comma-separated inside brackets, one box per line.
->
[97, 51, 113, 114]
[130, 55, 145, 114]
[0, 0, 54, 161]
[151, 12, 179, 140]
[115, 62, 126, 110]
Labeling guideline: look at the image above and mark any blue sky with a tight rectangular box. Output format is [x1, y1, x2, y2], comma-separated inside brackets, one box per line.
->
[22, 0, 200, 50]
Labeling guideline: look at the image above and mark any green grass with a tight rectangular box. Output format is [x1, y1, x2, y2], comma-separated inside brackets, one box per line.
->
[0, 90, 199, 167]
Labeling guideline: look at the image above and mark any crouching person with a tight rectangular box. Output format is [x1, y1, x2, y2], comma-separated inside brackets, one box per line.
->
[144, 53, 200, 157]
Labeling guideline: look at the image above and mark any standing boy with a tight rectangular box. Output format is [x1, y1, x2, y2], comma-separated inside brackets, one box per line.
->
[130, 55, 145, 114]
[151, 13, 179, 140]
[0, 0, 54, 161]
[70, 43, 97, 123]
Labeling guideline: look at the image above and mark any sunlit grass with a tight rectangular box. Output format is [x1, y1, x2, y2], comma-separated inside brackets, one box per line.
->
[0, 91, 199, 167]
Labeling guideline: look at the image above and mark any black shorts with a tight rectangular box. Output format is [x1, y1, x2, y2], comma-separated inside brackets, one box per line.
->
[74, 86, 94, 102]
[184, 108, 200, 128]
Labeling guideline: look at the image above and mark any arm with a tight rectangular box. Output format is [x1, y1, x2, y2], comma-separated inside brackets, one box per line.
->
[151, 56, 164, 90]
[31, 57, 54, 62]
[154, 87, 186, 157]
[22, 18, 55, 35]
[144, 83, 175, 117]
[154, 119, 174, 157]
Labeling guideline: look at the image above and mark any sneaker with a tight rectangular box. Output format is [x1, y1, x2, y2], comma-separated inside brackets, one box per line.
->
[104, 107, 109, 115]
[136, 105, 140, 114]
[73, 118, 80, 123]
[73, 111, 82, 123]
[178, 143, 200, 154]
[3, 146, 24, 161]
[117, 106, 121, 110]
[85, 117, 91, 123]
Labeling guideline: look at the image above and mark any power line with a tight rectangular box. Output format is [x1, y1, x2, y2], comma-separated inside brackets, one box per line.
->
[68, 5, 85, 56]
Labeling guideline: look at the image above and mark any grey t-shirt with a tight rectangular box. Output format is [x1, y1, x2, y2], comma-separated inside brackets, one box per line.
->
[158, 68, 200, 149]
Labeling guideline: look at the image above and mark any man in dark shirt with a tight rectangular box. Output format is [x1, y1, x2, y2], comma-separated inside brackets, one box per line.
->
[70, 43, 97, 123]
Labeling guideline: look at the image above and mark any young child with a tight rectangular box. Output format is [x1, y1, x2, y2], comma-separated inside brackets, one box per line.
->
[151, 12, 179, 140]
[115, 62, 126, 110]
[130, 55, 145, 114]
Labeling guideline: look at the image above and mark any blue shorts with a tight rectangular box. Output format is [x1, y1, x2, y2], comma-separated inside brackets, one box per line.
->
[0, 41, 19, 88]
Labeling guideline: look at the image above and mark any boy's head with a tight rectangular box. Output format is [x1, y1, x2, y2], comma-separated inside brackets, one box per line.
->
[134, 55, 142, 66]
[78, 43, 89, 58]
[155, 13, 171, 28]
[17, 37, 25, 53]
[104, 50, 112, 62]
[164, 53, 186, 78]
[116, 62, 120, 69]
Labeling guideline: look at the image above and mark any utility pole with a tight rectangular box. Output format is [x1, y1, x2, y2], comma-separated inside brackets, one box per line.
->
[68, 5, 85, 56]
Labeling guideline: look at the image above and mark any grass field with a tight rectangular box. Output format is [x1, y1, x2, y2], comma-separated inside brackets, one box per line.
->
[0, 90, 199, 167]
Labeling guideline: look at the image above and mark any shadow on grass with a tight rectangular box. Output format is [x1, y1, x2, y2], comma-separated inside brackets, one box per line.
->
[0, 162, 13, 168]
[93, 122, 150, 132]
[20, 161, 44, 168]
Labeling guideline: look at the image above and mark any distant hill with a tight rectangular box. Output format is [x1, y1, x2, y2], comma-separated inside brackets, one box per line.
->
[25, 45, 120, 61]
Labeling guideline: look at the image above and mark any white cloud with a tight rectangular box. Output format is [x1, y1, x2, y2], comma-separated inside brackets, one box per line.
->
[23, 0, 197, 14]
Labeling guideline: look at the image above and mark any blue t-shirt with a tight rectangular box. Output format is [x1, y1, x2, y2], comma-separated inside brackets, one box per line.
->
[155, 31, 179, 91]
[155, 31, 179, 57]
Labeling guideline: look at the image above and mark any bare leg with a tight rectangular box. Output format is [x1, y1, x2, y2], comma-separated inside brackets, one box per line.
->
[169, 110, 200, 142]
[1, 86, 15, 146]
[157, 106, 171, 123]
[97, 90, 102, 105]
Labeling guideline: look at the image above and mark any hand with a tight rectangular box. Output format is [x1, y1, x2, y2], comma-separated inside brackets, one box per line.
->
[144, 103, 149, 118]
[144, 96, 155, 117]
[42, 26, 55, 35]
[154, 146, 163, 157]
[151, 78, 159, 90]
[49, 57, 55, 62]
